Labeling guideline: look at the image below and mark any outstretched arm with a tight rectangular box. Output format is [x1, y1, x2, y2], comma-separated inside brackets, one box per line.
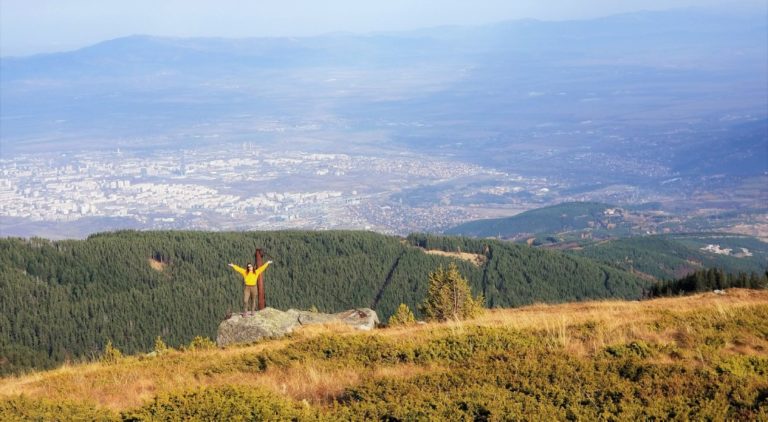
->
[228, 263, 246, 276]
[252, 261, 273, 278]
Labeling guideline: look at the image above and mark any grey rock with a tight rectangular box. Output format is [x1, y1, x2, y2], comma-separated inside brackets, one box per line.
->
[216, 307, 379, 347]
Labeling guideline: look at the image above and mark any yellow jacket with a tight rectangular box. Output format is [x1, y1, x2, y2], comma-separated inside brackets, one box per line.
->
[230, 262, 271, 286]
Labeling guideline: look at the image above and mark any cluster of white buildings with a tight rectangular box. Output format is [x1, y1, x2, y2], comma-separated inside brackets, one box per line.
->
[0, 146, 503, 233]
[701, 244, 753, 257]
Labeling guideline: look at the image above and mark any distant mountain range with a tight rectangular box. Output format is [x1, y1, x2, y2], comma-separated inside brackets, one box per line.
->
[2, 9, 765, 180]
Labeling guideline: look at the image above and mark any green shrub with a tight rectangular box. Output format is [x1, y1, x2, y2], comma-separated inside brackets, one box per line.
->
[122, 385, 312, 421]
[187, 336, 216, 351]
[100, 340, 123, 365]
[0, 396, 116, 421]
[153, 336, 170, 355]
[388, 303, 416, 327]
[716, 356, 768, 377]
[605, 340, 655, 359]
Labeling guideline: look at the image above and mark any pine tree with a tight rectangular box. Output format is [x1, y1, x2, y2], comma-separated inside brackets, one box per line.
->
[421, 262, 484, 322]
[388, 303, 416, 326]
[186, 336, 216, 351]
[100, 340, 123, 365]
[154, 336, 170, 354]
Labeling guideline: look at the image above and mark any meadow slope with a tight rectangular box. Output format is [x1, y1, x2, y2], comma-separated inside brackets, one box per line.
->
[1, 289, 767, 420]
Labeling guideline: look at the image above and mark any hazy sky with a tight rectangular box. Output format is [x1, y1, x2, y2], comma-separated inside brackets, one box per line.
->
[1, 0, 765, 56]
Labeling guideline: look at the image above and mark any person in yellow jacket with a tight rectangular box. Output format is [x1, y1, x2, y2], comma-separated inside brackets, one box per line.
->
[228, 260, 272, 316]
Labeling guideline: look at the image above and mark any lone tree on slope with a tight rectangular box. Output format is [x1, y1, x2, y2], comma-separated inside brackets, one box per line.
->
[421, 262, 484, 322]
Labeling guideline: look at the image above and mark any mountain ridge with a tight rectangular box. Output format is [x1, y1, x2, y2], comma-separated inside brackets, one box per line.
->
[3, 7, 763, 59]
[445, 201, 615, 238]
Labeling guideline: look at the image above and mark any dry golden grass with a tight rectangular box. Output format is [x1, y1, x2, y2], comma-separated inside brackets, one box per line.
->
[1, 289, 766, 412]
[421, 249, 487, 266]
[0, 339, 291, 411]
[477, 288, 768, 358]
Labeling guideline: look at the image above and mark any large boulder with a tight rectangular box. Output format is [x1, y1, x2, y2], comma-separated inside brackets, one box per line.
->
[216, 307, 379, 347]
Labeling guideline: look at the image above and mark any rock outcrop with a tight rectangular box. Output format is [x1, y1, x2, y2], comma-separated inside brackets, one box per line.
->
[216, 307, 379, 347]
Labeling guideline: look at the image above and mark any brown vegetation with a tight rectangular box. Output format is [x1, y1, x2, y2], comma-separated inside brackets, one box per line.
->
[1, 289, 767, 419]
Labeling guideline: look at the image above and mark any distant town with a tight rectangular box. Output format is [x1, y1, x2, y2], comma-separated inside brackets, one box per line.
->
[2, 141, 765, 240]
[0, 144, 521, 237]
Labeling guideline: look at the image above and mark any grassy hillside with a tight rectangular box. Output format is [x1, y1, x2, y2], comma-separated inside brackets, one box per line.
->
[0, 230, 646, 374]
[445, 202, 623, 239]
[1, 289, 766, 420]
[572, 233, 768, 280]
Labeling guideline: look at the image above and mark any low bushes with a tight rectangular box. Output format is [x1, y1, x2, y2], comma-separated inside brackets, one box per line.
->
[122, 386, 312, 421]
[3, 297, 767, 420]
